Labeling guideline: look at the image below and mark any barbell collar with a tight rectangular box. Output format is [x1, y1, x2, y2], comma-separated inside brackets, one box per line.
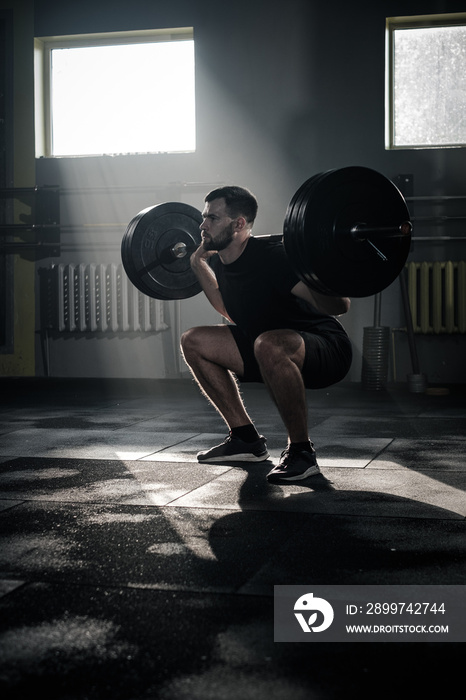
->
[171, 241, 191, 259]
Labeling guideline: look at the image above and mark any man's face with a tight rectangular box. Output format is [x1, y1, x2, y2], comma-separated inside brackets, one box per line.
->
[200, 198, 237, 251]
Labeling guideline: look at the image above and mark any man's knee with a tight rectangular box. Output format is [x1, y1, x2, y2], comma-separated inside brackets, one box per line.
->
[180, 327, 200, 358]
[254, 330, 304, 371]
[253, 331, 279, 369]
[180, 325, 228, 361]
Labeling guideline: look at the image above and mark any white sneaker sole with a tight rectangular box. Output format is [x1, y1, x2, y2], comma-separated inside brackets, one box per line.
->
[267, 465, 321, 481]
[198, 451, 270, 463]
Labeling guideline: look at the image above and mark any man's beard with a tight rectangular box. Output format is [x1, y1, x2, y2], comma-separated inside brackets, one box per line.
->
[203, 222, 235, 251]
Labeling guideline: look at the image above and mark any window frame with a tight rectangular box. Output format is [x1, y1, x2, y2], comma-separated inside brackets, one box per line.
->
[385, 12, 466, 150]
[34, 27, 194, 158]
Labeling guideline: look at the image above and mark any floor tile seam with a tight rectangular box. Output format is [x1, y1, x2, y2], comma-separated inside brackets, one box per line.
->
[363, 466, 466, 472]
[0, 578, 29, 599]
[327, 464, 466, 472]
[362, 437, 396, 468]
[0, 575, 273, 598]
[0, 496, 242, 515]
[0, 499, 29, 512]
[161, 503, 466, 522]
[136, 432, 206, 459]
[143, 467, 239, 506]
[0, 496, 174, 511]
[127, 581, 271, 597]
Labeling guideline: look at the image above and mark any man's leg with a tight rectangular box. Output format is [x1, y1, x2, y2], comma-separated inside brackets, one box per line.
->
[253, 329, 320, 481]
[180, 324, 252, 428]
[253, 329, 309, 443]
[180, 325, 268, 462]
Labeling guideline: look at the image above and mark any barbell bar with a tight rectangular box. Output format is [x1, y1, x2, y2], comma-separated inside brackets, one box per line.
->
[350, 221, 412, 240]
[121, 166, 412, 300]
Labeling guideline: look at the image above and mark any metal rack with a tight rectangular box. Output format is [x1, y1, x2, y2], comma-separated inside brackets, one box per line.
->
[0, 186, 60, 258]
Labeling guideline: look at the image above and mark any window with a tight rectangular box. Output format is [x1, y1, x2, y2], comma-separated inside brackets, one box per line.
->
[35, 28, 195, 157]
[386, 13, 466, 149]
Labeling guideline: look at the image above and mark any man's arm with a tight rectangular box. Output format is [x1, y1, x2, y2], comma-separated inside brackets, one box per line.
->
[190, 246, 233, 322]
[291, 281, 351, 316]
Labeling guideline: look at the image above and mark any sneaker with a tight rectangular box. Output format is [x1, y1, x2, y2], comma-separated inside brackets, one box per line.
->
[266, 446, 320, 483]
[197, 434, 269, 463]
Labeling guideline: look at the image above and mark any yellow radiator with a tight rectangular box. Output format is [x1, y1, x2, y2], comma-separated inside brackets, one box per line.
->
[407, 261, 466, 334]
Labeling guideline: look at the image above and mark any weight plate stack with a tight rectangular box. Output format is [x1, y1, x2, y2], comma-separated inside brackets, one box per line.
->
[285, 167, 411, 297]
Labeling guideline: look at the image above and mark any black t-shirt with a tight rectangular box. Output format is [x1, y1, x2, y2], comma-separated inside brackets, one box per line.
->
[210, 236, 348, 342]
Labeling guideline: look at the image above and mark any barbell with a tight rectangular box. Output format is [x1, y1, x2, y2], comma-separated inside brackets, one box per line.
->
[121, 166, 412, 300]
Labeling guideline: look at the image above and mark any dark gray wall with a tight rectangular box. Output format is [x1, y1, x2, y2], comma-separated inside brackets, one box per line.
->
[34, 0, 466, 383]
[35, 0, 466, 194]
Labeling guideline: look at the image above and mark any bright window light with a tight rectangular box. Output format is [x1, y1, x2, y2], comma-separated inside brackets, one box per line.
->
[386, 14, 466, 149]
[42, 34, 195, 156]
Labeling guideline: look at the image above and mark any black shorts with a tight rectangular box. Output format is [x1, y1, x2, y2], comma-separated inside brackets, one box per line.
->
[229, 325, 353, 390]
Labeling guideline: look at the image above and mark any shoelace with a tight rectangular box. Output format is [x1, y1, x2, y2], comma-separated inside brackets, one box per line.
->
[279, 448, 313, 468]
[279, 448, 296, 467]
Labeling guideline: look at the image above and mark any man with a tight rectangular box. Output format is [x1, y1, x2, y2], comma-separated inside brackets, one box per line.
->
[180, 185, 352, 483]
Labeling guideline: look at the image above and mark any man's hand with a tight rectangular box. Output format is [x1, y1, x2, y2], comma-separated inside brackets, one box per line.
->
[292, 281, 351, 316]
[190, 242, 217, 270]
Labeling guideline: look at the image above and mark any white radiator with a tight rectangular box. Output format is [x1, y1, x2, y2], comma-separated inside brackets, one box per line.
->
[41, 263, 167, 333]
[407, 261, 466, 334]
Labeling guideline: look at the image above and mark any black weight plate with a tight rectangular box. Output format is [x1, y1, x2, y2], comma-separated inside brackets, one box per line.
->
[289, 171, 333, 290]
[127, 204, 202, 300]
[298, 167, 411, 297]
[283, 172, 326, 287]
[121, 202, 203, 300]
[286, 170, 344, 296]
[122, 217, 168, 299]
